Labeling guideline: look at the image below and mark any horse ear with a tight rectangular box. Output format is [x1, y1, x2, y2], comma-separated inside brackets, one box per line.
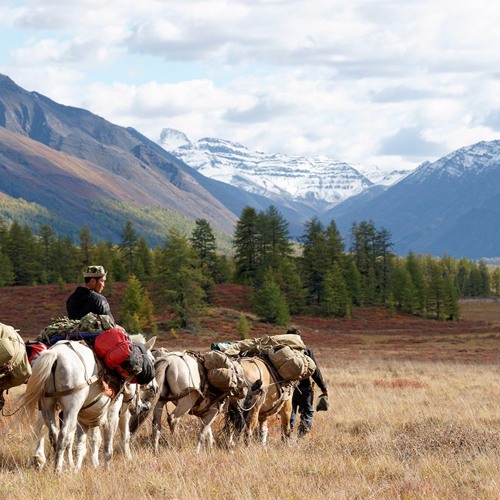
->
[145, 336, 156, 351]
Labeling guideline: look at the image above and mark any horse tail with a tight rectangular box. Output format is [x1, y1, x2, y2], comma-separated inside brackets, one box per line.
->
[224, 399, 246, 436]
[16, 349, 58, 416]
[129, 355, 168, 436]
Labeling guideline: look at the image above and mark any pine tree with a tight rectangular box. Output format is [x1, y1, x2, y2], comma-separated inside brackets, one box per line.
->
[50, 235, 79, 284]
[443, 274, 460, 320]
[6, 222, 39, 285]
[237, 312, 250, 339]
[37, 224, 56, 284]
[190, 219, 217, 300]
[259, 206, 293, 271]
[156, 228, 205, 328]
[120, 220, 138, 278]
[233, 206, 259, 285]
[426, 260, 446, 320]
[254, 279, 290, 326]
[405, 252, 426, 315]
[300, 217, 328, 308]
[79, 225, 94, 268]
[390, 261, 418, 314]
[0, 251, 15, 286]
[344, 256, 362, 306]
[120, 274, 156, 333]
[134, 236, 153, 281]
[321, 262, 351, 318]
[190, 219, 217, 265]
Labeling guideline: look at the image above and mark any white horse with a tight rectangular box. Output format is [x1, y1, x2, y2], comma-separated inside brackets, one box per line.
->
[16, 335, 156, 471]
[30, 379, 154, 469]
[132, 349, 226, 453]
[86, 377, 157, 467]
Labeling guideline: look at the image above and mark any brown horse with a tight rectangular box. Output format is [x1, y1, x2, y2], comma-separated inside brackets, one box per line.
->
[224, 356, 295, 446]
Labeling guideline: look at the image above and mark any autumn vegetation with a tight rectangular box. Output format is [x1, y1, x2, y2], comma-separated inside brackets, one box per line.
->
[0, 285, 499, 498]
[0, 208, 499, 498]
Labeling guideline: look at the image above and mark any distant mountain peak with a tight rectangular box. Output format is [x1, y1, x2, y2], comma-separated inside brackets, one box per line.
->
[158, 128, 192, 150]
[410, 139, 500, 183]
[158, 128, 412, 211]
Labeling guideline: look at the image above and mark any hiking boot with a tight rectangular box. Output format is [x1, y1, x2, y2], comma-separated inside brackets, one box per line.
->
[298, 422, 311, 437]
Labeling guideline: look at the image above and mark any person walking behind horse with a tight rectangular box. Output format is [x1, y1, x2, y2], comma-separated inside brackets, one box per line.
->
[66, 265, 115, 325]
[286, 327, 328, 438]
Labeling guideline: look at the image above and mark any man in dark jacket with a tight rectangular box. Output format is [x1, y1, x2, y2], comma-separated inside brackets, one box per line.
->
[287, 327, 328, 437]
[66, 265, 115, 325]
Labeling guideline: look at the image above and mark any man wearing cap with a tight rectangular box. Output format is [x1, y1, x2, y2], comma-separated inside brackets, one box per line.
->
[66, 265, 115, 324]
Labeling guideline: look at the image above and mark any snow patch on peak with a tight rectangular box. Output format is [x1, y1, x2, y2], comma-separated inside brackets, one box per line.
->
[158, 128, 412, 210]
[159, 128, 191, 150]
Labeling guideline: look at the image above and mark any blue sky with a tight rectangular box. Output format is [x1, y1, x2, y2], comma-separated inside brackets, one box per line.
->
[1, 0, 500, 171]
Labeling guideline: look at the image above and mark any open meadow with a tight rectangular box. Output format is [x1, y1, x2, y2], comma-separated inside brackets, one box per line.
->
[0, 286, 499, 499]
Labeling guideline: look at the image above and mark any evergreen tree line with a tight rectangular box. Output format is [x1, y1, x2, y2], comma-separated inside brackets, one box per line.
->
[232, 207, 499, 323]
[0, 211, 499, 329]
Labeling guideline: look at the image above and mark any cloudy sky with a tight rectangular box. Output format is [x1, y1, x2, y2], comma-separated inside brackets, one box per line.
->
[1, 0, 500, 171]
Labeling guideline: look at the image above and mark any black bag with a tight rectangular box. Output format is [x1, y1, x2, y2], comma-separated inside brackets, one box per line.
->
[121, 342, 154, 385]
[316, 393, 329, 411]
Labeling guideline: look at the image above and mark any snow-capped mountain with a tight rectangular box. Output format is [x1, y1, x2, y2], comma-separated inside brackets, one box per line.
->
[323, 139, 500, 259]
[158, 128, 411, 211]
[410, 140, 500, 183]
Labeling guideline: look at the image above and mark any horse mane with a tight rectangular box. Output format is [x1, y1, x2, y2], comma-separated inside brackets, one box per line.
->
[129, 355, 168, 436]
[129, 333, 146, 344]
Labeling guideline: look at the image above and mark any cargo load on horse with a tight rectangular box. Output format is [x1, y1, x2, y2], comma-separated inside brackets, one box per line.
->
[36, 313, 115, 345]
[214, 333, 315, 383]
[0, 322, 32, 411]
[36, 313, 155, 387]
[221, 333, 306, 357]
[268, 344, 316, 381]
[202, 349, 246, 396]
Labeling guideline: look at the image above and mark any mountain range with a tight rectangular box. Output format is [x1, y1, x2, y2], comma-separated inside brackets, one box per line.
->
[323, 141, 500, 259]
[0, 74, 307, 245]
[0, 73, 499, 259]
[158, 128, 410, 212]
[157, 129, 500, 259]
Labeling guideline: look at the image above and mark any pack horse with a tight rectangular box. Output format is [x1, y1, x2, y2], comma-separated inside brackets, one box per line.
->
[224, 356, 296, 446]
[15, 335, 156, 471]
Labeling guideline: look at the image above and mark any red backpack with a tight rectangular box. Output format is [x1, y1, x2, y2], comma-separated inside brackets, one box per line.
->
[94, 328, 132, 379]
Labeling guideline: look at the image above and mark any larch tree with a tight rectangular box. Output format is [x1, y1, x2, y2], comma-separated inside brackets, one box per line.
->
[156, 228, 205, 328]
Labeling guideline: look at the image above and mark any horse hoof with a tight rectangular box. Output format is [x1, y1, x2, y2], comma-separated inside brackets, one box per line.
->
[31, 456, 45, 470]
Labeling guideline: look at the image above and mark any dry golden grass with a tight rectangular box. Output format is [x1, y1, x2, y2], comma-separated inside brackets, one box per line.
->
[460, 299, 500, 324]
[1, 355, 499, 500]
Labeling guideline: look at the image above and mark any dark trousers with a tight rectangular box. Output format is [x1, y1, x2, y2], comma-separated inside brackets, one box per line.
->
[290, 387, 314, 435]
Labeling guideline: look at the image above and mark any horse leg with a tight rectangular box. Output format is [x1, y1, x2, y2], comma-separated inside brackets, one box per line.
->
[258, 419, 269, 446]
[279, 398, 293, 442]
[101, 397, 121, 466]
[84, 424, 100, 468]
[168, 392, 198, 434]
[196, 407, 219, 452]
[32, 411, 48, 469]
[54, 406, 79, 472]
[152, 400, 166, 454]
[41, 405, 59, 454]
[118, 405, 133, 460]
[75, 423, 90, 469]
[244, 405, 261, 445]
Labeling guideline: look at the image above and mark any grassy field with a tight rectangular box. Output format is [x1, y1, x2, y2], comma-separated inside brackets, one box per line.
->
[0, 288, 499, 499]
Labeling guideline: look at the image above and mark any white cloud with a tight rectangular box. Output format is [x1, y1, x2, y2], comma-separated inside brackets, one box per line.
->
[1, 0, 500, 170]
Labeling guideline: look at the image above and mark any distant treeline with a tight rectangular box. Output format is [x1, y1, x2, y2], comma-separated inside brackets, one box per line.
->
[1, 209, 498, 327]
